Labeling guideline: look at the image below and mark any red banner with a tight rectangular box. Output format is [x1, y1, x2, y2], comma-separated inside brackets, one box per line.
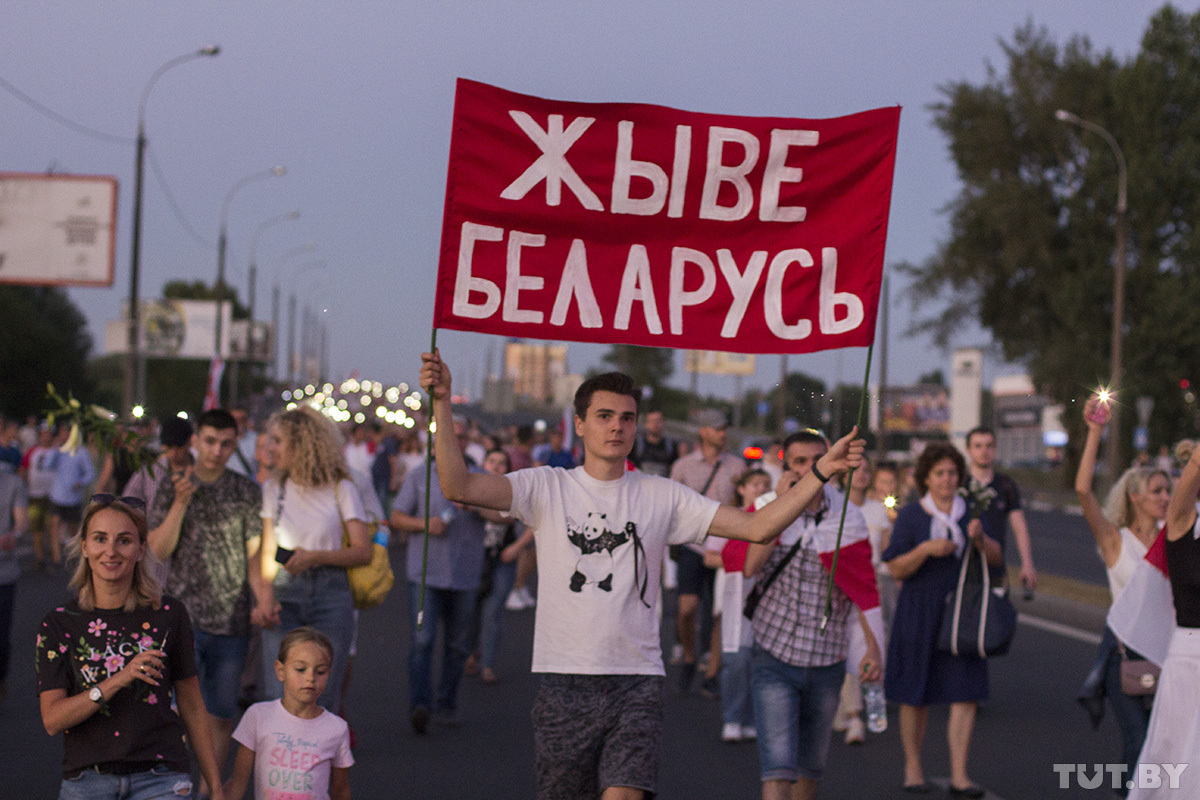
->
[434, 79, 900, 355]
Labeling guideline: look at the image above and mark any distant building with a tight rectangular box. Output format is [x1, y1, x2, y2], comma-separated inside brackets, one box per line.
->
[504, 339, 567, 404]
[991, 374, 1061, 467]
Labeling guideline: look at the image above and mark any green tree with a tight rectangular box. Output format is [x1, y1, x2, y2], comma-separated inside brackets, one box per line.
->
[906, 8, 1200, 462]
[0, 286, 96, 419]
[775, 371, 827, 431]
[601, 345, 675, 393]
[162, 279, 249, 319]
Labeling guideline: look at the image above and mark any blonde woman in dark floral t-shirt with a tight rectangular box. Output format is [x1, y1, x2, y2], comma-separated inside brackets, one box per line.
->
[36, 495, 224, 800]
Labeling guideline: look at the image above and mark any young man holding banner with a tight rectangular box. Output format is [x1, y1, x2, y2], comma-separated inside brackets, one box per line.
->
[420, 350, 865, 800]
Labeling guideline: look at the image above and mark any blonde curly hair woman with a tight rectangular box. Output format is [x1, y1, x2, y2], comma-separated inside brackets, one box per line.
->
[258, 406, 372, 709]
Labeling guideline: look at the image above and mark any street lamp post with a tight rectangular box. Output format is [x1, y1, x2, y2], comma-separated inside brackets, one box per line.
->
[213, 166, 286, 406]
[124, 45, 219, 415]
[272, 244, 318, 381]
[299, 281, 332, 385]
[235, 211, 300, 401]
[288, 260, 326, 384]
[1056, 109, 1128, 482]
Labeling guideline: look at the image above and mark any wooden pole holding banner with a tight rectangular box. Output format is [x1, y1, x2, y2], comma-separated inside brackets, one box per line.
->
[820, 339, 874, 633]
[417, 327, 439, 630]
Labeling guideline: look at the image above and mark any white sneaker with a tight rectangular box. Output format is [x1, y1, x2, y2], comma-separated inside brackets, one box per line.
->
[505, 590, 527, 611]
[740, 726, 757, 741]
[518, 586, 536, 608]
[844, 716, 865, 745]
[721, 723, 743, 742]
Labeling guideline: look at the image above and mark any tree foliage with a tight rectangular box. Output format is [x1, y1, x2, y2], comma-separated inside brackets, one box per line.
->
[601, 345, 675, 392]
[163, 279, 249, 319]
[907, 7, 1200, 456]
[0, 286, 95, 420]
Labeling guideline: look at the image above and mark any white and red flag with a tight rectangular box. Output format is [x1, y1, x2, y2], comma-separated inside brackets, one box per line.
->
[1108, 528, 1176, 666]
[756, 487, 883, 649]
[203, 357, 225, 412]
[434, 79, 900, 355]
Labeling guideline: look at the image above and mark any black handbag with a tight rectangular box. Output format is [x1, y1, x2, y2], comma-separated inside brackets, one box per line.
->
[936, 543, 1017, 658]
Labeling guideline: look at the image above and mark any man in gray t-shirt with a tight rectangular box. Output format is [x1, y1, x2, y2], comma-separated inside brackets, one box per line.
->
[0, 467, 29, 699]
[390, 423, 487, 733]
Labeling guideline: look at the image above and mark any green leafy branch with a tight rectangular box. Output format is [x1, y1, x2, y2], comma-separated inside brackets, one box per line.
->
[44, 383, 158, 474]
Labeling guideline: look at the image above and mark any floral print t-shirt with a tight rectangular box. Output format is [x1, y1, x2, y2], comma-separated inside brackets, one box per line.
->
[36, 596, 197, 776]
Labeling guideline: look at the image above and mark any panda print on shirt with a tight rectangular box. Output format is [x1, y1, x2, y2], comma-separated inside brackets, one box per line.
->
[566, 511, 648, 605]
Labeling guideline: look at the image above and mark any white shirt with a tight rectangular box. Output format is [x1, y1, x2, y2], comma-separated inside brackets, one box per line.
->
[1107, 527, 1149, 602]
[262, 477, 366, 552]
[343, 441, 372, 476]
[232, 699, 354, 800]
[507, 466, 719, 675]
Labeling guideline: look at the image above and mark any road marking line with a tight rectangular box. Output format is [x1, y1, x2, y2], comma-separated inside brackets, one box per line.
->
[1018, 613, 1102, 645]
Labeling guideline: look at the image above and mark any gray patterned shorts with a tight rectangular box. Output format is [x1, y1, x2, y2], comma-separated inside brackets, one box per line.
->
[532, 673, 665, 799]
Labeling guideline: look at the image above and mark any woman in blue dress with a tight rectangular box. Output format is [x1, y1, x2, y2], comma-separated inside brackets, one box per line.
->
[882, 442, 1002, 798]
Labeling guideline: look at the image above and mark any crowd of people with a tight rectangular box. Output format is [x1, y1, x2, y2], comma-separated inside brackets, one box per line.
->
[2, 369, 1200, 798]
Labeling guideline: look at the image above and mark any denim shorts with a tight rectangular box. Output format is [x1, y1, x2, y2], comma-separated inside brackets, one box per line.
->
[59, 764, 192, 800]
[193, 629, 250, 719]
[750, 647, 846, 782]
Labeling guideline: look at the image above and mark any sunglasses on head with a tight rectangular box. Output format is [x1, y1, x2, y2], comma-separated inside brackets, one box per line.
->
[90, 493, 146, 510]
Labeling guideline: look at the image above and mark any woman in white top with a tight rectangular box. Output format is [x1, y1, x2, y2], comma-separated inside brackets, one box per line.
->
[1075, 394, 1169, 797]
[258, 406, 372, 709]
[834, 459, 894, 744]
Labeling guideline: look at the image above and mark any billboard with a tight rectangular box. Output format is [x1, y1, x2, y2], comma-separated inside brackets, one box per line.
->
[881, 384, 951, 434]
[0, 172, 117, 287]
[683, 350, 756, 376]
[105, 299, 235, 359]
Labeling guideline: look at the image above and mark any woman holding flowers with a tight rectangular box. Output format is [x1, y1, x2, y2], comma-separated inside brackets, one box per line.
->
[882, 443, 1002, 798]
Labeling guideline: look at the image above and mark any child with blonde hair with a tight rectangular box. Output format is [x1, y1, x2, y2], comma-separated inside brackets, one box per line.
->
[225, 627, 354, 800]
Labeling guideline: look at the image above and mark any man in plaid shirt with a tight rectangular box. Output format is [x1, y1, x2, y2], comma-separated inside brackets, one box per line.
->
[745, 428, 883, 800]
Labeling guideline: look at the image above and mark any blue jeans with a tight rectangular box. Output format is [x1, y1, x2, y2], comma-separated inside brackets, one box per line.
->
[193, 629, 250, 719]
[751, 647, 845, 782]
[479, 560, 517, 670]
[1103, 641, 1153, 797]
[407, 581, 474, 713]
[721, 645, 755, 728]
[261, 566, 355, 710]
[58, 765, 192, 800]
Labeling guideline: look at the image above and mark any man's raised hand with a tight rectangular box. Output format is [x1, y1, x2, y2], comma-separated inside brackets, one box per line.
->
[817, 426, 865, 476]
[420, 350, 452, 401]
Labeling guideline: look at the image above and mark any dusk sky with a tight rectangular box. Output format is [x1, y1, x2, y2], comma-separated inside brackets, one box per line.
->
[4, 1, 1187, 403]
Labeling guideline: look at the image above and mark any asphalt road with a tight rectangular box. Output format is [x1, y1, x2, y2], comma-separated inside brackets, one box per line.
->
[1017, 507, 1109, 588]
[0, 535, 1132, 800]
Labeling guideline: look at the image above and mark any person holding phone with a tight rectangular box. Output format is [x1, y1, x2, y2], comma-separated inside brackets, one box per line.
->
[258, 407, 372, 710]
[36, 494, 224, 799]
[1076, 393, 1168, 797]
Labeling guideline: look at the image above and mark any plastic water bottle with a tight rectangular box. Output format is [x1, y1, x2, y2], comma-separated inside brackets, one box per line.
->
[373, 527, 390, 547]
[863, 682, 887, 733]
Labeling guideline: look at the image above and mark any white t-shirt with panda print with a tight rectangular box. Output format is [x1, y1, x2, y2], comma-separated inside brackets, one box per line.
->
[507, 465, 719, 675]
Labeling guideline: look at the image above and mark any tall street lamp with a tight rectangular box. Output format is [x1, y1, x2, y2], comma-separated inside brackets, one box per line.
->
[213, 166, 286, 406]
[1056, 109, 1128, 482]
[288, 260, 326, 384]
[272, 244, 318, 381]
[234, 210, 300, 401]
[125, 45, 220, 415]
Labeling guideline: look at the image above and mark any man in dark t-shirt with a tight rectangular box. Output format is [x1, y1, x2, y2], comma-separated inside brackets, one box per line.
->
[964, 427, 1037, 590]
[631, 410, 679, 478]
[148, 408, 264, 787]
